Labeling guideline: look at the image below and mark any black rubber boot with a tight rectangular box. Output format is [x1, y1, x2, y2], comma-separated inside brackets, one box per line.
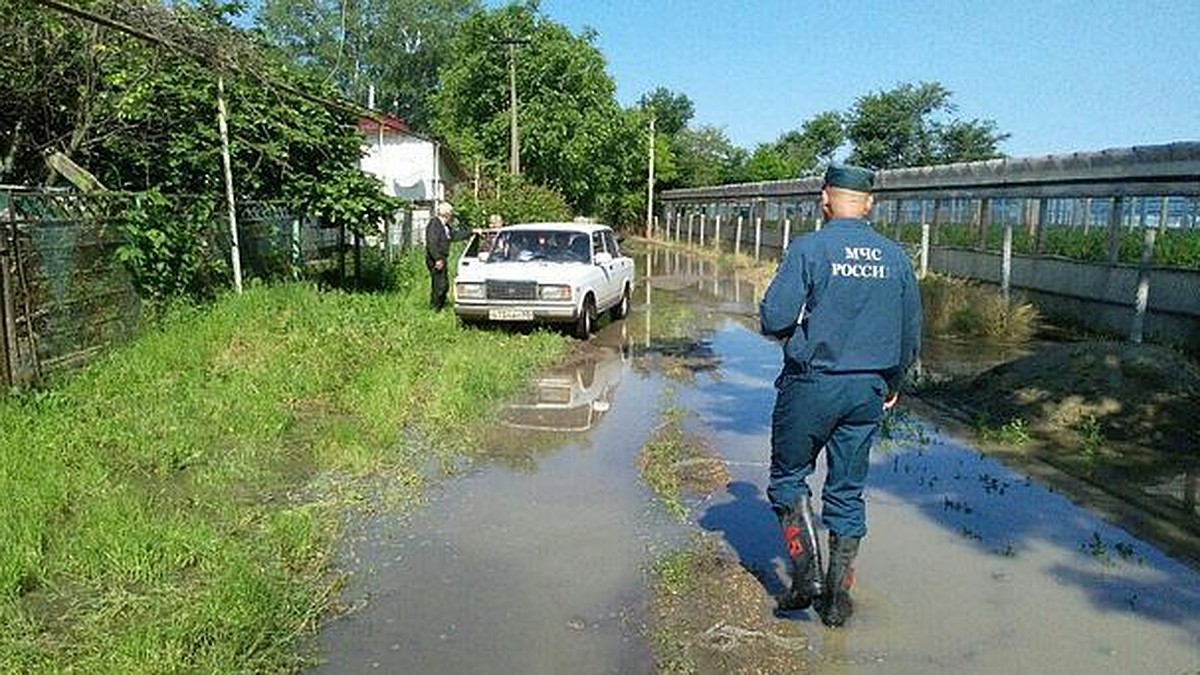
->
[777, 497, 823, 611]
[816, 533, 860, 627]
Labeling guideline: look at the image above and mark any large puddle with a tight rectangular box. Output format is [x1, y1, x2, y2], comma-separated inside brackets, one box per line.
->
[312, 246, 1200, 673]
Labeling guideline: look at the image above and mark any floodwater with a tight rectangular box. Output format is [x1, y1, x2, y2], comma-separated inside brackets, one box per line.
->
[311, 245, 1200, 674]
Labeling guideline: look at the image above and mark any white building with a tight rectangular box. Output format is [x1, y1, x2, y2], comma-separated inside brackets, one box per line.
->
[357, 113, 466, 245]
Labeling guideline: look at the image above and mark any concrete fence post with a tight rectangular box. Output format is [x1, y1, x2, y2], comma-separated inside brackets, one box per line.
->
[1107, 196, 1124, 264]
[920, 222, 930, 279]
[1001, 221, 1014, 302]
[1130, 228, 1158, 343]
[754, 216, 762, 260]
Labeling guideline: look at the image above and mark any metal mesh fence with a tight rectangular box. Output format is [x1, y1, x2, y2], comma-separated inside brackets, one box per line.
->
[0, 188, 398, 390]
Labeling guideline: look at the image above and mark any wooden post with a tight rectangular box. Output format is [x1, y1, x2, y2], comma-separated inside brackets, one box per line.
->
[0, 211, 13, 388]
[714, 215, 722, 251]
[645, 116, 655, 239]
[735, 215, 743, 257]
[1130, 228, 1157, 343]
[1159, 196, 1170, 234]
[782, 217, 791, 251]
[292, 218, 302, 278]
[216, 76, 243, 294]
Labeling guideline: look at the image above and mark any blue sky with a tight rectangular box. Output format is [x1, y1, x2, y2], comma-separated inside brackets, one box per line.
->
[508, 0, 1198, 159]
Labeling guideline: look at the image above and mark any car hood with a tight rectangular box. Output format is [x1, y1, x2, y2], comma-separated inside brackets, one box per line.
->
[457, 260, 590, 284]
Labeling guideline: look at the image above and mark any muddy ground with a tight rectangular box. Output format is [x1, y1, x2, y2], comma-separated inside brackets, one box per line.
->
[644, 338, 1200, 674]
[918, 339, 1200, 566]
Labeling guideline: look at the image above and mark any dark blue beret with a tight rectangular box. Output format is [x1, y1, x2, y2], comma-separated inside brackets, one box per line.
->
[824, 164, 875, 192]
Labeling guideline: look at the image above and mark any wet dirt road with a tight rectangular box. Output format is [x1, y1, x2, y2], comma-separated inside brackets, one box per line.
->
[312, 246, 1200, 674]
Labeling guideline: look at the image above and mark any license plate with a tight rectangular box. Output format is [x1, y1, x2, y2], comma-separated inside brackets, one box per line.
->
[489, 308, 534, 321]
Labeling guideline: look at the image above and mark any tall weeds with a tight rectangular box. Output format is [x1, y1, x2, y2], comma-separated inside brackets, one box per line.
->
[920, 273, 1040, 343]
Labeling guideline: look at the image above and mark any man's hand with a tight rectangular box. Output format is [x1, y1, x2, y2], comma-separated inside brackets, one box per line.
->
[883, 392, 899, 410]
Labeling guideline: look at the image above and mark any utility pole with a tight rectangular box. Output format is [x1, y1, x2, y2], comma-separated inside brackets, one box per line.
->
[495, 36, 529, 176]
[646, 114, 655, 238]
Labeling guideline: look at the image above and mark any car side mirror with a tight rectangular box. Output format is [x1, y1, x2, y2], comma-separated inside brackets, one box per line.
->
[594, 252, 613, 264]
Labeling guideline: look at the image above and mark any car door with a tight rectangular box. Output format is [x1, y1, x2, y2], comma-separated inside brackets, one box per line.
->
[456, 231, 482, 275]
[591, 230, 621, 309]
[601, 230, 632, 298]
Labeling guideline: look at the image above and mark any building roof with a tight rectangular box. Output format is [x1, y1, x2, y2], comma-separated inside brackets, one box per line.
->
[357, 113, 410, 135]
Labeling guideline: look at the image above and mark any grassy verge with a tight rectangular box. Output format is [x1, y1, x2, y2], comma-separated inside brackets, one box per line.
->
[0, 251, 568, 673]
[636, 400, 728, 521]
[646, 536, 811, 675]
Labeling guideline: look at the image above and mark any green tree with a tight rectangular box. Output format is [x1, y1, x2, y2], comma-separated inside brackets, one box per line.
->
[845, 81, 1006, 169]
[430, 2, 643, 223]
[1, 0, 396, 299]
[934, 118, 1010, 163]
[255, 0, 479, 129]
[742, 143, 797, 182]
[672, 125, 746, 187]
[637, 87, 694, 136]
[741, 112, 847, 182]
[793, 111, 845, 168]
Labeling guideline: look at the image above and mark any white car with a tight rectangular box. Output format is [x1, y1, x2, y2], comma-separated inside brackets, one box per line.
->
[454, 222, 635, 338]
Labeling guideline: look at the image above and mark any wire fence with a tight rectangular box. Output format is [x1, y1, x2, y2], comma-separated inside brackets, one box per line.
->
[0, 187, 417, 390]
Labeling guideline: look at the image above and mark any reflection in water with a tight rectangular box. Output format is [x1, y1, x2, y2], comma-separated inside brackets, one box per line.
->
[480, 341, 629, 470]
[499, 347, 627, 433]
[631, 247, 769, 382]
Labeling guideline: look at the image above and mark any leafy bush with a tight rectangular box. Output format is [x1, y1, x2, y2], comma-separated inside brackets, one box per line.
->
[452, 174, 572, 229]
[117, 189, 229, 303]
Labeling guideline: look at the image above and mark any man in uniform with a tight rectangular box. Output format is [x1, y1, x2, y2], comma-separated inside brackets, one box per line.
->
[425, 201, 454, 310]
[759, 164, 922, 627]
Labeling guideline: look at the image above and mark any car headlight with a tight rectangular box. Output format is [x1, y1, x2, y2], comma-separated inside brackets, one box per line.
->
[538, 284, 572, 301]
[455, 282, 485, 300]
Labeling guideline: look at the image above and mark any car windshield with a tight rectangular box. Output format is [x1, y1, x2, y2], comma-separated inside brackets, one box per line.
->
[487, 230, 591, 263]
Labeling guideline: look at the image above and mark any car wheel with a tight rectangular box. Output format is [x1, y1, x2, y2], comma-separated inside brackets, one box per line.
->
[609, 284, 630, 320]
[574, 295, 595, 339]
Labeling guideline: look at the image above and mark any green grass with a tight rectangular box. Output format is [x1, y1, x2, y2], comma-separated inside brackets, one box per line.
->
[0, 250, 568, 673]
[974, 415, 1032, 447]
[637, 405, 690, 521]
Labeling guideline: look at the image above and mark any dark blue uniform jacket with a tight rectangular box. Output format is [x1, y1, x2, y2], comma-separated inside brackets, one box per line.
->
[759, 218, 922, 391]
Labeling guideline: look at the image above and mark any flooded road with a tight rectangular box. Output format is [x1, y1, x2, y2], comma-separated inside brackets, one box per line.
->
[313, 245, 1200, 674]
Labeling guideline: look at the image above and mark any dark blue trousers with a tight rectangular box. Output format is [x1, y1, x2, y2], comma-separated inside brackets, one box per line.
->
[768, 371, 887, 538]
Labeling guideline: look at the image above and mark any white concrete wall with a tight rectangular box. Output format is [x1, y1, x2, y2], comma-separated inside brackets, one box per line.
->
[929, 247, 1200, 348]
